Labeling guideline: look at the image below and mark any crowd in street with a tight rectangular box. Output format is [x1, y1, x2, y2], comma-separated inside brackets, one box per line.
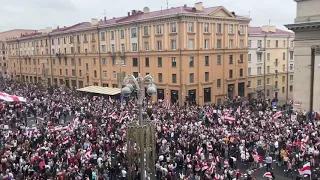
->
[0, 77, 320, 180]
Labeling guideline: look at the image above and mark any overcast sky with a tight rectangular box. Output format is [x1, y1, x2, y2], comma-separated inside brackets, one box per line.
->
[0, 0, 296, 32]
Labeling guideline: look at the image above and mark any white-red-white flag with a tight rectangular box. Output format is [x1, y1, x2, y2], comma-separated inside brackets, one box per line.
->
[263, 172, 273, 178]
[299, 162, 311, 175]
[272, 111, 282, 119]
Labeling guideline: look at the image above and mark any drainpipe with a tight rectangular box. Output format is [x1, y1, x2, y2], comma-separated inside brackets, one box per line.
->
[310, 47, 315, 116]
[97, 26, 102, 86]
[178, 15, 183, 106]
[48, 35, 53, 85]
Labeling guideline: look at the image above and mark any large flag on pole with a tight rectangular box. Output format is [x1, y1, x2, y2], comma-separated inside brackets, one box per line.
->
[299, 162, 311, 176]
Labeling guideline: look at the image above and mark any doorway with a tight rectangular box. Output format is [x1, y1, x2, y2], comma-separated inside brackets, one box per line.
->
[188, 89, 196, 105]
[204, 88, 211, 103]
[157, 89, 164, 100]
[170, 90, 178, 104]
[228, 84, 235, 100]
[238, 82, 245, 97]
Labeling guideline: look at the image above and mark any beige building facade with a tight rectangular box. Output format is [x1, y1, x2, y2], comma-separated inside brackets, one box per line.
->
[247, 26, 294, 103]
[6, 3, 250, 105]
[0, 29, 36, 76]
[285, 0, 320, 113]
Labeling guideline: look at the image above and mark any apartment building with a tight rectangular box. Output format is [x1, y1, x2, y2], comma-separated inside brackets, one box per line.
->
[0, 29, 36, 76]
[286, 0, 320, 113]
[247, 26, 294, 103]
[6, 2, 250, 105]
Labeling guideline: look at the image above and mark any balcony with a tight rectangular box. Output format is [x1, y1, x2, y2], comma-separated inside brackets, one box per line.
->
[56, 53, 62, 60]
[256, 47, 265, 53]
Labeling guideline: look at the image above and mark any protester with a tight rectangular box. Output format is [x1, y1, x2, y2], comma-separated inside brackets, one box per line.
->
[0, 77, 318, 180]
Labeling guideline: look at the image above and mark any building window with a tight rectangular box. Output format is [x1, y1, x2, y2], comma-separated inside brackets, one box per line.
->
[103, 71, 107, 78]
[205, 56, 209, 66]
[229, 24, 234, 34]
[217, 39, 221, 49]
[93, 58, 96, 66]
[71, 58, 75, 66]
[282, 87, 285, 93]
[283, 40, 286, 47]
[267, 66, 270, 73]
[79, 70, 82, 77]
[101, 45, 106, 53]
[145, 57, 149, 67]
[258, 40, 262, 48]
[100, 32, 106, 40]
[290, 75, 293, 81]
[172, 74, 177, 83]
[112, 71, 116, 79]
[110, 31, 115, 40]
[188, 22, 194, 32]
[205, 72, 209, 82]
[267, 78, 270, 85]
[229, 55, 233, 64]
[283, 52, 286, 60]
[290, 85, 293, 92]
[267, 53, 270, 61]
[267, 40, 270, 48]
[158, 57, 162, 67]
[248, 54, 251, 62]
[133, 72, 138, 78]
[102, 58, 107, 66]
[290, 41, 294, 47]
[132, 43, 138, 52]
[290, 51, 294, 60]
[188, 39, 194, 49]
[204, 23, 209, 33]
[240, 68, 243, 77]
[65, 69, 68, 76]
[229, 39, 233, 49]
[276, 40, 279, 48]
[257, 67, 262, 74]
[142, 26, 148, 36]
[275, 59, 279, 66]
[239, 54, 244, 63]
[275, 70, 278, 77]
[157, 41, 162, 51]
[171, 40, 176, 50]
[217, 23, 222, 33]
[257, 53, 262, 62]
[172, 57, 177, 67]
[248, 81, 251, 87]
[283, 64, 286, 72]
[290, 64, 293, 70]
[189, 73, 194, 83]
[120, 30, 125, 39]
[158, 73, 163, 83]
[144, 42, 149, 51]
[217, 55, 221, 65]
[258, 79, 262, 86]
[189, 57, 194, 67]
[239, 25, 244, 34]
[171, 23, 176, 33]
[217, 79, 221, 88]
[132, 58, 138, 67]
[157, 25, 162, 34]
[72, 69, 76, 76]
[240, 40, 244, 48]
[229, 70, 233, 78]
[130, 28, 137, 38]
[248, 40, 251, 48]
[64, 59, 68, 66]
[204, 39, 209, 49]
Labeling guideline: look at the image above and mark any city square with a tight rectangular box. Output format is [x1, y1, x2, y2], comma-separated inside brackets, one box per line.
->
[0, 0, 320, 179]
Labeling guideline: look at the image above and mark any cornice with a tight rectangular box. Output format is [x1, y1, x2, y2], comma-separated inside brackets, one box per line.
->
[285, 21, 320, 31]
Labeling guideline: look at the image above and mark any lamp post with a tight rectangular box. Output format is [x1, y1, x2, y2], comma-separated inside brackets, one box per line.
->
[122, 74, 157, 180]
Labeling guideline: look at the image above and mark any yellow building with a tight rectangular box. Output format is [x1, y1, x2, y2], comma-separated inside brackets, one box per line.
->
[247, 26, 294, 103]
[6, 3, 250, 105]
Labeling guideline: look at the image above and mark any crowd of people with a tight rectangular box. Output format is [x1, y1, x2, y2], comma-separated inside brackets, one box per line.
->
[0, 77, 319, 180]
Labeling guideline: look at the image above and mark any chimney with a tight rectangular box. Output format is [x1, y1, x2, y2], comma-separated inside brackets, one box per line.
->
[132, 10, 136, 15]
[91, 18, 99, 26]
[57, 26, 59, 29]
[184, 4, 187, 8]
[195, 2, 203, 11]
[104, 17, 107, 22]
[127, 12, 130, 16]
[231, 11, 236, 16]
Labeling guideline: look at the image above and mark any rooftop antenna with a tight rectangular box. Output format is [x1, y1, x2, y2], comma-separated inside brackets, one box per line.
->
[102, 9, 107, 18]
[166, 0, 168, 9]
[268, 19, 271, 31]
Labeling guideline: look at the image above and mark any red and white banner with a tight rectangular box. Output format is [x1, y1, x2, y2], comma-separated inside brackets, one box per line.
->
[0, 92, 26, 102]
[299, 162, 311, 175]
[263, 172, 273, 178]
[272, 111, 282, 119]
[223, 115, 236, 123]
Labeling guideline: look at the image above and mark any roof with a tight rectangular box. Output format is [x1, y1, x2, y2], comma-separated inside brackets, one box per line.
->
[77, 86, 121, 95]
[6, 5, 250, 41]
[248, 26, 294, 36]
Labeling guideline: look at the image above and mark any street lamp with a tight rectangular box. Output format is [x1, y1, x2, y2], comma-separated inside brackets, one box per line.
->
[122, 74, 157, 180]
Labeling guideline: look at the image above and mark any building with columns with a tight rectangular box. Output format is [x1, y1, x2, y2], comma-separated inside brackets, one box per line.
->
[285, 0, 320, 113]
[5, 2, 250, 105]
[247, 26, 294, 103]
